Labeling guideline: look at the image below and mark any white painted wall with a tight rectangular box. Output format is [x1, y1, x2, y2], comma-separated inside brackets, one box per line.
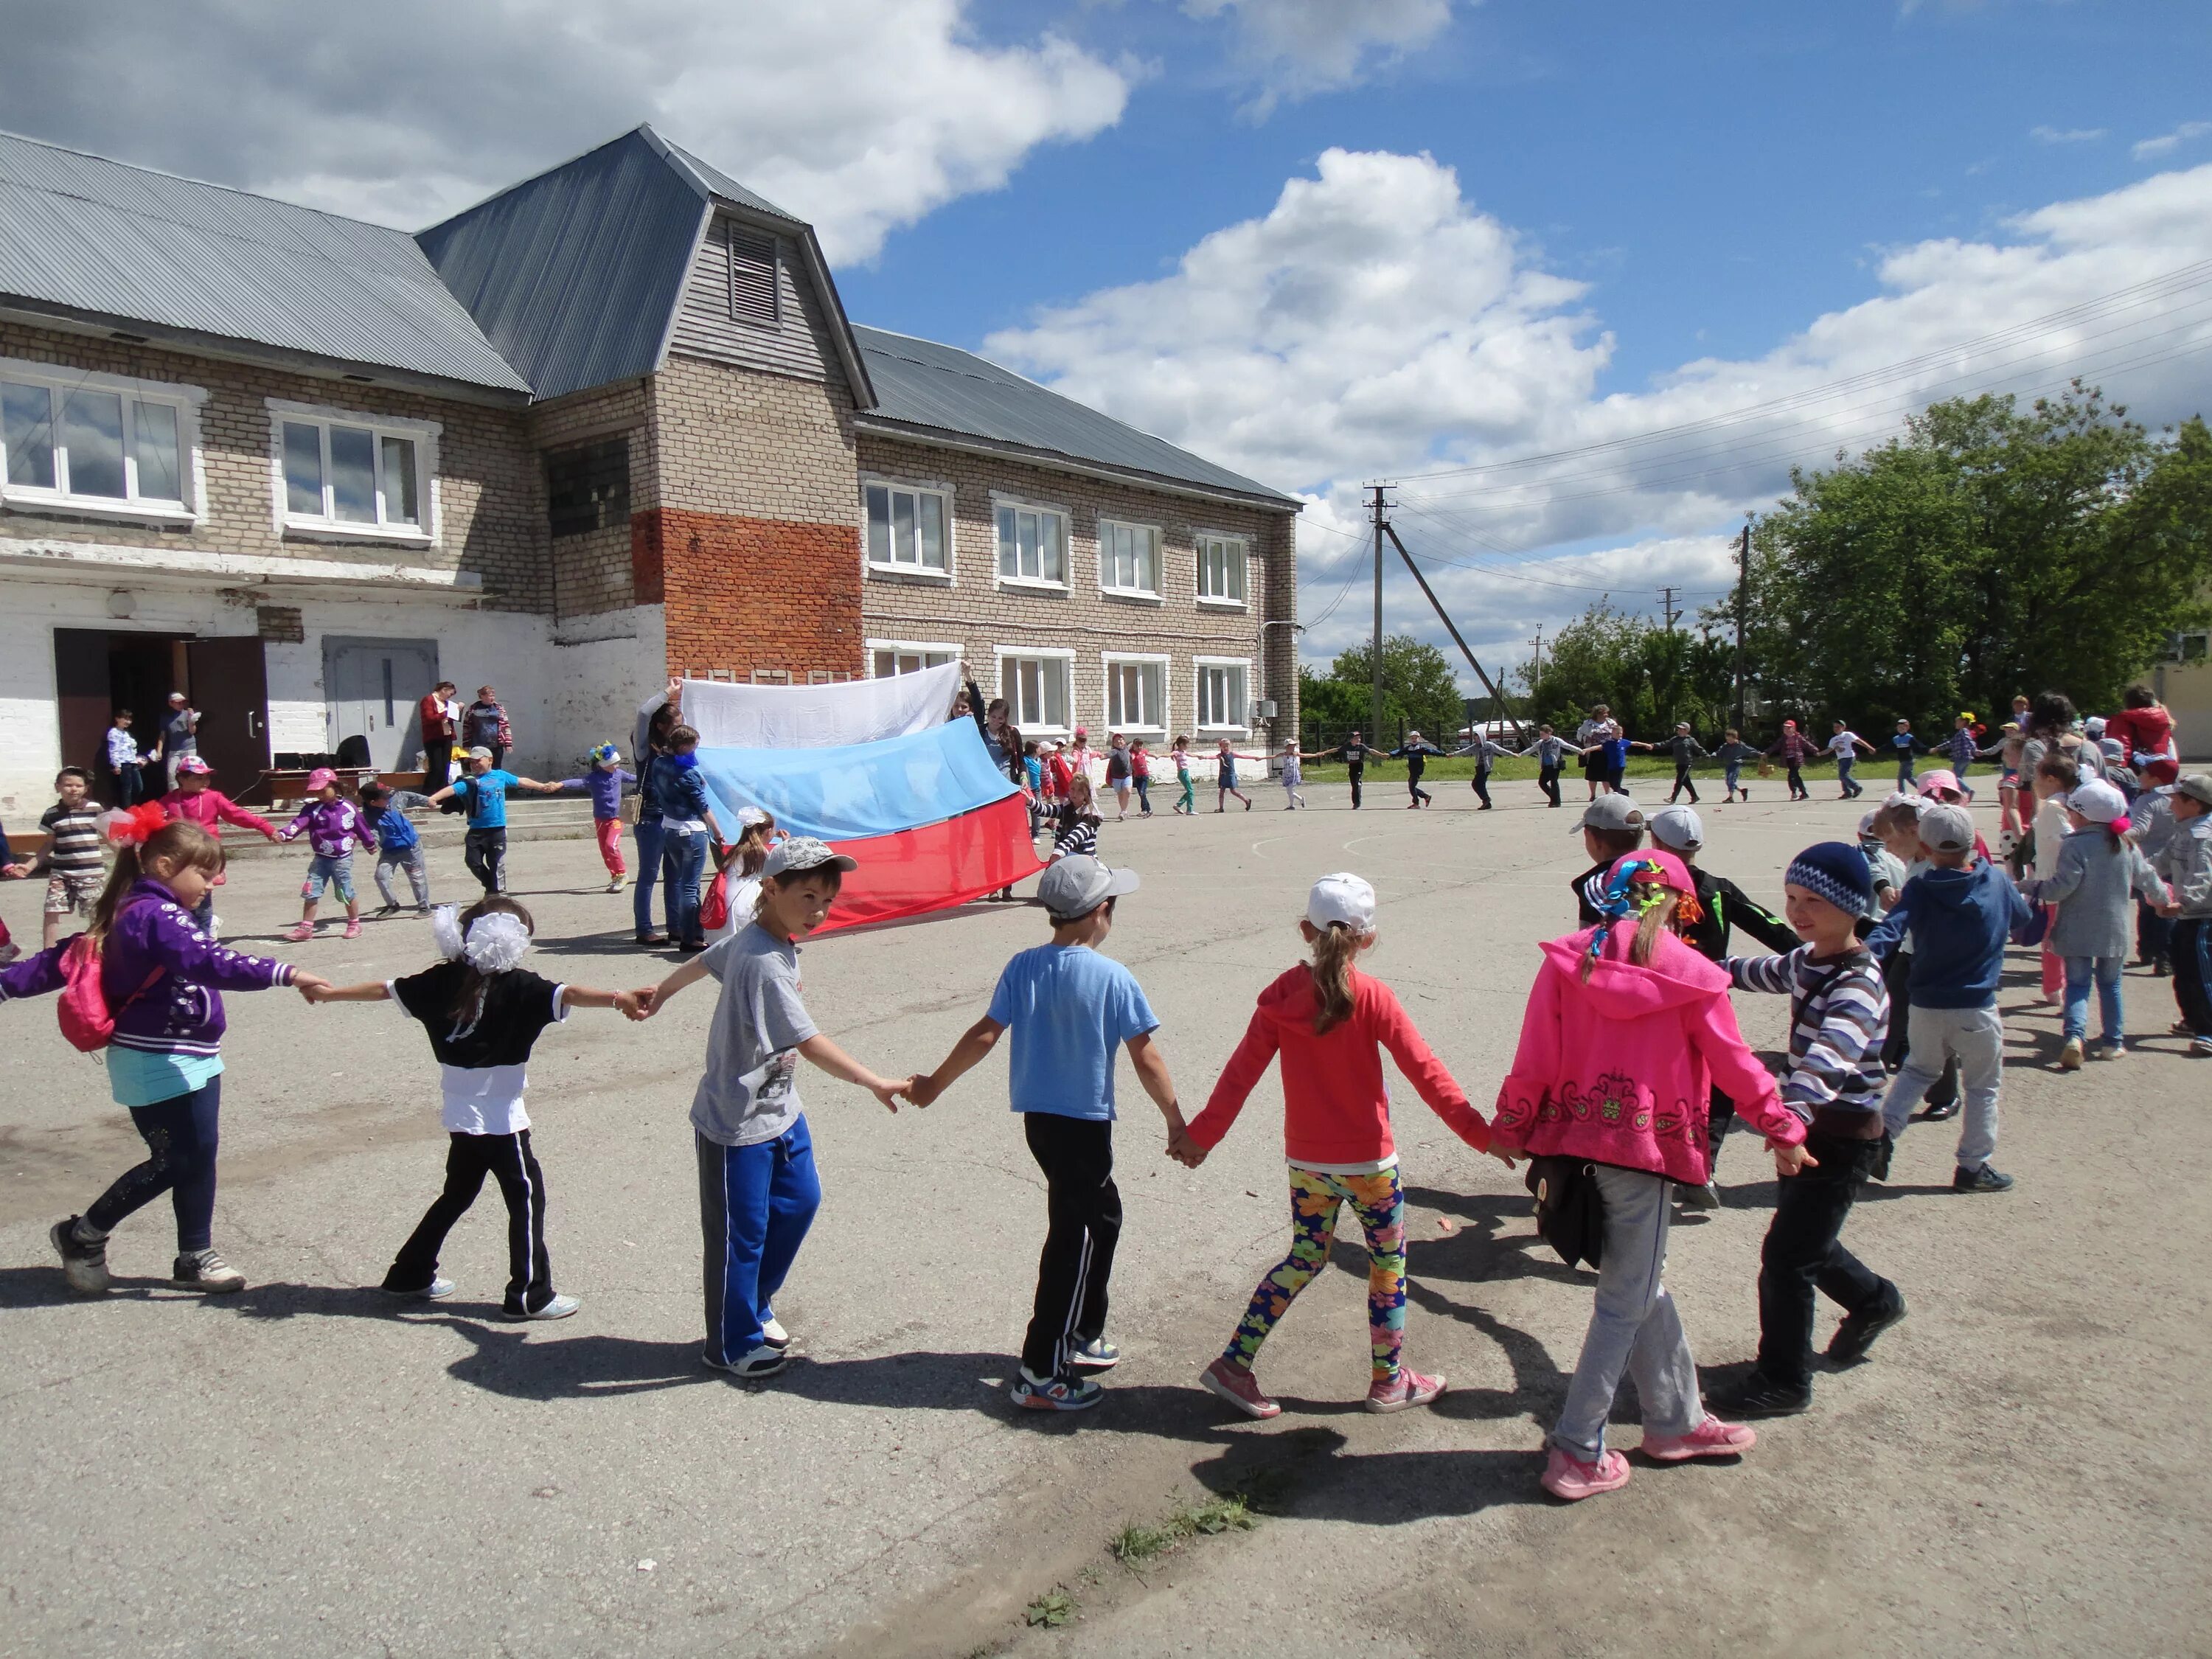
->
[0, 574, 669, 819]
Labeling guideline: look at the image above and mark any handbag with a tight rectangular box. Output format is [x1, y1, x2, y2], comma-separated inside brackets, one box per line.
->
[2010, 902, 2050, 948]
[1523, 1154, 1605, 1270]
[617, 793, 641, 826]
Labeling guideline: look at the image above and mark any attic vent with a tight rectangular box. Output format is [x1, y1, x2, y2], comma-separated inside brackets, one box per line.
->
[725, 223, 779, 328]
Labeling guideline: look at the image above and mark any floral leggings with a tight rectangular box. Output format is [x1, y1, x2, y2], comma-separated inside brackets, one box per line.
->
[1222, 1164, 1408, 1382]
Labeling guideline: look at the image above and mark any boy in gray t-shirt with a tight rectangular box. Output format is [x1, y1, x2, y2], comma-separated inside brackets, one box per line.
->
[644, 838, 911, 1380]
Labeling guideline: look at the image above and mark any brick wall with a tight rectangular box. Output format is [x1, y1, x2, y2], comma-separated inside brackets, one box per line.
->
[855, 434, 1300, 740]
[0, 321, 548, 610]
[650, 353, 858, 526]
[641, 507, 860, 678]
[529, 380, 653, 622]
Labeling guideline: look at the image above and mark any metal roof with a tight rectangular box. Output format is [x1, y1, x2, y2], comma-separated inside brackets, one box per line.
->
[852, 326, 1298, 507]
[0, 129, 531, 395]
[655, 137, 801, 226]
[415, 129, 706, 403]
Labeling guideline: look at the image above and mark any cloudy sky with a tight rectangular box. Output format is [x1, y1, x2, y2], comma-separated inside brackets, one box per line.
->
[7, 1, 2208, 687]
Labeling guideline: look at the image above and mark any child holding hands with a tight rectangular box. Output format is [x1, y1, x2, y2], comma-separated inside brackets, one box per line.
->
[1176, 872, 1512, 1420]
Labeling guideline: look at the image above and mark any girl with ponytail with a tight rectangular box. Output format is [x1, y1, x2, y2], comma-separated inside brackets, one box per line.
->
[7, 807, 330, 1297]
[303, 897, 647, 1318]
[1175, 873, 1509, 1421]
[1492, 850, 1811, 1501]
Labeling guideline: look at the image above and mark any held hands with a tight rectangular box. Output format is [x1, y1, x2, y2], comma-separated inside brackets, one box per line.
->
[1770, 1139, 1818, 1178]
[902, 1073, 942, 1108]
[625, 986, 661, 1018]
[293, 973, 334, 1003]
[1166, 1124, 1207, 1168]
[866, 1074, 914, 1114]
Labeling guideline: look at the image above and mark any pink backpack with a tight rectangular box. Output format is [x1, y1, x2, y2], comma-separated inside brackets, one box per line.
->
[57, 910, 164, 1054]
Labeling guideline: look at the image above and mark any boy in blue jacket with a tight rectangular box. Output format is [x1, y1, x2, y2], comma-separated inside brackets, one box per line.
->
[1865, 803, 2031, 1193]
[361, 783, 431, 915]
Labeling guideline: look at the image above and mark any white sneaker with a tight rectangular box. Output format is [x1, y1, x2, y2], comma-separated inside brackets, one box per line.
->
[505, 1294, 580, 1321]
[759, 1315, 790, 1349]
[703, 1343, 787, 1379]
[385, 1278, 456, 1301]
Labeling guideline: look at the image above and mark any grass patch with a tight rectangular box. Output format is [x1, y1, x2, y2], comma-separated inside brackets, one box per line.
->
[1024, 1588, 1077, 1628]
[1107, 1493, 1257, 1566]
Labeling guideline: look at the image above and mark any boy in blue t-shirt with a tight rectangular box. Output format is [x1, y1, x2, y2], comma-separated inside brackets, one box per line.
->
[428, 745, 559, 894]
[911, 855, 1186, 1411]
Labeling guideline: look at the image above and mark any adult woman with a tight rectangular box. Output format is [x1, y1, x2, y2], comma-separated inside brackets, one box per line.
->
[631, 679, 683, 946]
[2104, 683, 2178, 771]
[462, 686, 512, 771]
[2022, 692, 2104, 785]
[1574, 705, 1618, 801]
[417, 681, 459, 788]
[1491, 852, 1809, 1500]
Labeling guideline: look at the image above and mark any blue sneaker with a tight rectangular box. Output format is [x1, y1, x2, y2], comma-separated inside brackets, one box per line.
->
[1069, 1338, 1120, 1370]
[1011, 1369, 1103, 1411]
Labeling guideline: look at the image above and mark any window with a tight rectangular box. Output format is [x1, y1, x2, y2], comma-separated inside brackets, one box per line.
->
[865, 481, 950, 574]
[869, 640, 959, 678]
[1097, 519, 1160, 597]
[546, 437, 630, 537]
[273, 403, 433, 536]
[1103, 654, 1167, 733]
[2164, 630, 2208, 664]
[725, 223, 779, 327]
[1195, 658, 1249, 729]
[995, 501, 1068, 585]
[0, 363, 198, 517]
[1197, 533, 1248, 605]
[1000, 651, 1074, 734]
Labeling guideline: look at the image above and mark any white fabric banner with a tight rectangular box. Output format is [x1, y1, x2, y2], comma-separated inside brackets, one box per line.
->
[678, 661, 962, 750]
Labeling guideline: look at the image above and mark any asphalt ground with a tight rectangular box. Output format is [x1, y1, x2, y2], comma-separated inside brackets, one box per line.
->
[1, 773, 2205, 1658]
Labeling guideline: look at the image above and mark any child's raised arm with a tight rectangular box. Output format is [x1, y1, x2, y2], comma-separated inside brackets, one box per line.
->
[304, 980, 392, 1003]
[560, 984, 650, 1020]
[908, 1015, 1005, 1107]
[637, 951, 717, 1015]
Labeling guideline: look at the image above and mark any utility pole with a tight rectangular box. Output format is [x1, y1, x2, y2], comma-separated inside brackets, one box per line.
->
[1367, 482, 1391, 743]
[1732, 519, 1750, 731]
[1528, 623, 1544, 703]
[1659, 586, 1680, 634]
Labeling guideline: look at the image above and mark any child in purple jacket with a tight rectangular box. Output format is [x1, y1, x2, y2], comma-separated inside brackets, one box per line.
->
[1, 814, 327, 1295]
[279, 768, 377, 941]
[556, 743, 637, 893]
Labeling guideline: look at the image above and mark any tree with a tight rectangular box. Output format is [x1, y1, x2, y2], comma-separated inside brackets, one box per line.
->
[1326, 635, 1467, 741]
[1738, 386, 2212, 726]
[1516, 600, 1736, 737]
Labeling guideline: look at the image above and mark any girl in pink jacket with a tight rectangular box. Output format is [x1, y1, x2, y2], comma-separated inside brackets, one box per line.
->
[1494, 850, 1810, 1501]
[1176, 873, 1511, 1421]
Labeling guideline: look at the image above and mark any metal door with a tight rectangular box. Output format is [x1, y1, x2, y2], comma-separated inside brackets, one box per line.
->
[186, 636, 271, 786]
[323, 639, 439, 771]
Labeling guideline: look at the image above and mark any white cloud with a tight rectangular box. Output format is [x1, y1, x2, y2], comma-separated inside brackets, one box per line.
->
[2030, 125, 2106, 145]
[0, 0, 1129, 261]
[2134, 121, 2212, 162]
[988, 153, 2212, 683]
[1181, 0, 1459, 110]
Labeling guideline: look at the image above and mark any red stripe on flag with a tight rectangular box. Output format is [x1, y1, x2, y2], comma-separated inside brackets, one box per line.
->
[813, 794, 1047, 933]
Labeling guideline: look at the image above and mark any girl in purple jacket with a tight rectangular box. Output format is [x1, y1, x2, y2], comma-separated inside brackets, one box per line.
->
[1, 814, 327, 1295]
[278, 768, 377, 942]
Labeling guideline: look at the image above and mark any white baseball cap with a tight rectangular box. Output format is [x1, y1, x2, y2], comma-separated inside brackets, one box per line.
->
[2067, 779, 2127, 824]
[1307, 872, 1377, 933]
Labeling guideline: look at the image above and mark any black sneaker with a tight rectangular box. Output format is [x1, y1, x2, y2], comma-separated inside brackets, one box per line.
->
[1920, 1098, 1960, 1122]
[171, 1248, 246, 1293]
[50, 1216, 112, 1295]
[373, 902, 403, 917]
[1953, 1164, 2015, 1194]
[1713, 1372, 1812, 1417]
[1826, 1292, 1907, 1365]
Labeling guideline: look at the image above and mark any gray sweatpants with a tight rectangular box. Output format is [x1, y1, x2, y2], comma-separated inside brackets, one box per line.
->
[375, 844, 430, 908]
[1882, 1004, 2002, 1170]
[1551, 1164, 1705, 1463]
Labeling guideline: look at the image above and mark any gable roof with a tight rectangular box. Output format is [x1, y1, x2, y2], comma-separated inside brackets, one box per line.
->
[0, 128, 530, 398]
[852, 326, 1297, 507]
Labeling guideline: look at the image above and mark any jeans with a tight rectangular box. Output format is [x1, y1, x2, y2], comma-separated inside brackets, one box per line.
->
[1725, 762, 1742, 796]
[1883, 1004, 2003, 1169]
[1552, 1164, 1703, 1463]
[1021, 1113, 1121, 1380]
[2137, 901, 2172, 967]
[1786, 762, 1805, 798]
[2172, 917, 2212, 1035]
[1347, 766, 1363, 809]
[1407, 771, 1430, 806]
[463, 827, 506, 894]
[1757, 1133, 1895, 1388]
[2062, 955, 2125, 1047]
[375, 844, 429, 908]
[1133, 777, 1151, 814]
[1669, 765, 1697, 803]
[1837, 757, 1861, 797]
[1897, 759, 1915, 789]
[1539, 765, 1561, 807]
[85, 1078, 222, 1253]
[633, 818, 667, 934]
[662, 827, 709, 946]
[698, 1119, 821, 1365]
[386, 1130, 555, 1313]
[112, 762, 144, 807]
[1472, 770, 1492, 807]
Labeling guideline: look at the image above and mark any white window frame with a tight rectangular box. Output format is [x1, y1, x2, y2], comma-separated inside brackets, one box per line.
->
[1100, 651, 1170, 737]
[0, 357, 207, 526]
[1095, 516, 1164, 602]
[1194, 655, 1252, 732]
[1194, 530, 1251, 610]
[992, 492, 1071, 592]
[995, 644, 1077, 739]
[865, 637, 963, 679]
[266, 397, 439, 545]
[860, 474, 955, 582]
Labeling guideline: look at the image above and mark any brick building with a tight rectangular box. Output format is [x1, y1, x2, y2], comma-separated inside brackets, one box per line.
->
[0, 126, 1298, 815]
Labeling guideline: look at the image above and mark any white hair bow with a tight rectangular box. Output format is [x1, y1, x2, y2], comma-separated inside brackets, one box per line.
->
[431, 905, 531, 973]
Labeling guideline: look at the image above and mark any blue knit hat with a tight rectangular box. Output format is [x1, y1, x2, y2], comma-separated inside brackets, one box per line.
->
[1784, 841, 1874, 917]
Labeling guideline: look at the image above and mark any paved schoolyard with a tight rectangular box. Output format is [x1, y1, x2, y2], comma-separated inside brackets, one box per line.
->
[1, 779, 2205, 1658]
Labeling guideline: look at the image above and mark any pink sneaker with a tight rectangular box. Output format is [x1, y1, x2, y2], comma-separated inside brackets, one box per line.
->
[285, 922, 315, 942]
[1541, 1445, 1632, 1500]
[1641, 1415, 1757, 1462]
[1198, 1357, 1281, 1419]
[1365, 1367, 1446, 1413]
[342, 920, 362, 939]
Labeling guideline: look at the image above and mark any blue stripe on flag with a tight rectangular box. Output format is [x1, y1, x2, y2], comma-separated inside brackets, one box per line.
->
[692, 720, 1017, 843]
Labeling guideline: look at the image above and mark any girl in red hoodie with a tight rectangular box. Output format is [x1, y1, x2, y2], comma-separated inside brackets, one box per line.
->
[1177, 872, 1506, 1419]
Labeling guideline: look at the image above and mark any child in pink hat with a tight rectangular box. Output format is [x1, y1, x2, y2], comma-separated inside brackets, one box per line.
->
[276, 770, 376, 940]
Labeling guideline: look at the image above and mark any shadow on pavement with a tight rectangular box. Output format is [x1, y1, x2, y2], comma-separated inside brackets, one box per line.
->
[1186, 1424, 1546, 1523]
[0, 1265, 171, 1309]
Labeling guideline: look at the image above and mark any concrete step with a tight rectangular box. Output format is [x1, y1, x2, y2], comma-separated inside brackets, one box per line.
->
[221, 796, 604, 859]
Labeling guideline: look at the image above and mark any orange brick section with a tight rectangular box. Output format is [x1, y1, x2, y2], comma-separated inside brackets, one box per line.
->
[641, 506, 863, 678]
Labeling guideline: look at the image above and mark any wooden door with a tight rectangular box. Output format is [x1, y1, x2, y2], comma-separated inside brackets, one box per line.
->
[187, 636, 270, 792]
[53, 628, 112, 788]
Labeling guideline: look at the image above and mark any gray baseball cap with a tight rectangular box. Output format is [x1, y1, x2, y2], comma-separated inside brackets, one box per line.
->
[1649, 804, 1703, 852]
[2174, 773, 2212, 808]
[1919, 802, 1977, 852]
[1575, 793, 1645, 835]
[762, 835, 858, 878]
[1037, 855, 1140, 920]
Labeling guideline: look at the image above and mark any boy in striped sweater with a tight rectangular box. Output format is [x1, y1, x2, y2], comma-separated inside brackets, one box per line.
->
[1714, 841, 1903, 1419]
